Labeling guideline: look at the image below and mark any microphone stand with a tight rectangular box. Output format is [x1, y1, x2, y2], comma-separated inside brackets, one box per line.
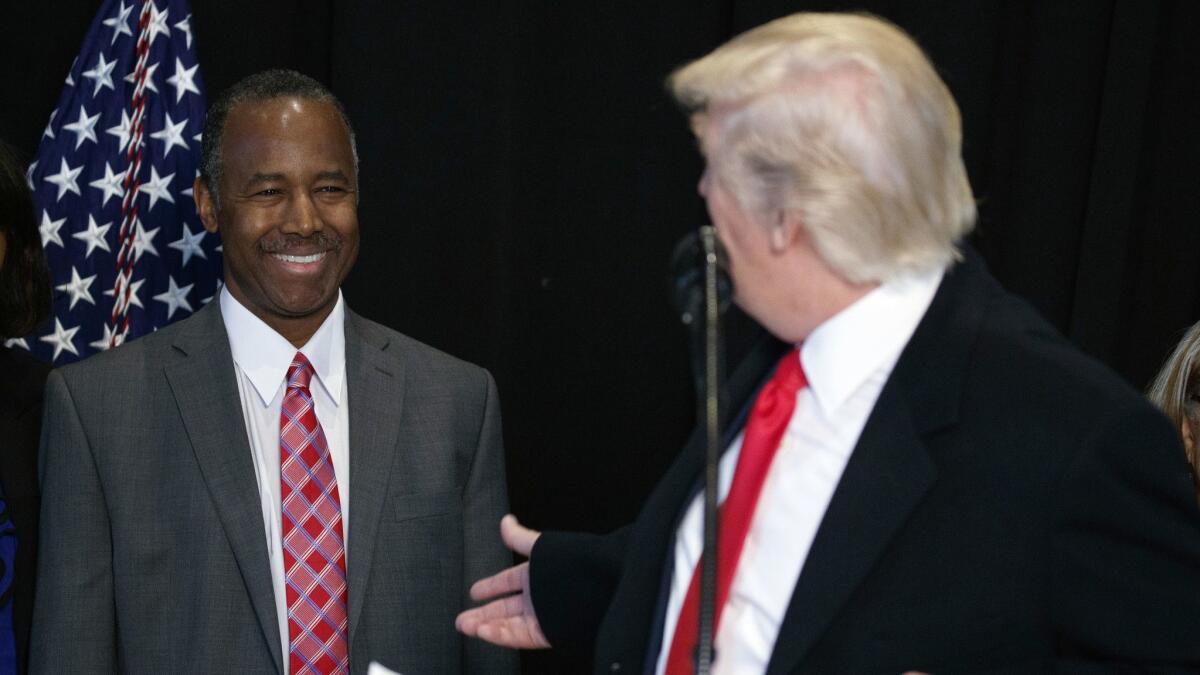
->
[670, 225, 729, 675]
[696, 226, 723, 675]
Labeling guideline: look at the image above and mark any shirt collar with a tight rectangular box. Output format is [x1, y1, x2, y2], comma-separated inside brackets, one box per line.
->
[220, 286, 347, 407]
[799, 266, 944, 416]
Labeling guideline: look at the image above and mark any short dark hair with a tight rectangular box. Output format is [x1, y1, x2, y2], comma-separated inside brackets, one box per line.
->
[0, 139, 52, 340]
[199, 69, 358, 203]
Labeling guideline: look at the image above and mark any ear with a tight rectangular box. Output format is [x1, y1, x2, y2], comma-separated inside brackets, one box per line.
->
[769, 208, 804, 254]
[193, 177, 220, 234]
[1182, 417, 1195, 455]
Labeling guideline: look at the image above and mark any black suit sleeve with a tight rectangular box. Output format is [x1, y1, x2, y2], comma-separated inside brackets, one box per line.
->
[529, 526, 630, 651]
[1051, 402, 1200, 666]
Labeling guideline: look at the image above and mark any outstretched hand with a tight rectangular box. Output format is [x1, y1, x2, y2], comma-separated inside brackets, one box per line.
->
[455, 514, 550, 649]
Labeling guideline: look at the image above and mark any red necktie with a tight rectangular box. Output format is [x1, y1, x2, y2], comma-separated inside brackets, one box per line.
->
[280, 352, 350, 674]
[664, 348, 806, 675]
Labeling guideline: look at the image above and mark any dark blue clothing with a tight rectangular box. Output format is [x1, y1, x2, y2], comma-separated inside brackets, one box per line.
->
[0, 345, 50, 674]
[1, 488, 16, 673]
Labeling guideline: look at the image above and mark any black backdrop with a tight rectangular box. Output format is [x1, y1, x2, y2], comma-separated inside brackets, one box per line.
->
[3, 1, 1198, 672]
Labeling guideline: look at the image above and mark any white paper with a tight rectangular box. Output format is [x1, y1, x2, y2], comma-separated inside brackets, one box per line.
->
[368, 662, 402, 675]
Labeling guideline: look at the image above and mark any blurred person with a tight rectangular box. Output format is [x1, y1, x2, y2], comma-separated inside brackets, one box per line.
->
[458, 12, 1200, 673]
[0, 138, 53, 673]
[31, 71, 515, 675]
[1147, 320, 1200, 495]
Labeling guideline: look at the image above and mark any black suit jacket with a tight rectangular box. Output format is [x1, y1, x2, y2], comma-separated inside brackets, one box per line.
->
[0, 346, 50, 674]
[531, 251, 1200, 673]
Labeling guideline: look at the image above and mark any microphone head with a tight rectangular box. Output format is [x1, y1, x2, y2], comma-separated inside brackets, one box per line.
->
[670, 225, 733, 325]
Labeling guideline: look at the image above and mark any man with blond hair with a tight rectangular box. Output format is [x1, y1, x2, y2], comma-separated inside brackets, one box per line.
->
[458, 12, 1200, 674]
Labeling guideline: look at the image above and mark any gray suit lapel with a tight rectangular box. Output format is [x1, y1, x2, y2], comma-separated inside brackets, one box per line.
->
[163, 302, 284, 675]
[344, 311, 407, 647]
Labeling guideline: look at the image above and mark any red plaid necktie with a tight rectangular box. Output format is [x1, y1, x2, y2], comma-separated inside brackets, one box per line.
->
[280, 352, 350, 675]
[664, 348, 806, 675]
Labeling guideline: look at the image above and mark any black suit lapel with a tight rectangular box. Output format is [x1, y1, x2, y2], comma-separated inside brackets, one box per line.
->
[765, 253, 991, 674]
[764, 389, 937, 674]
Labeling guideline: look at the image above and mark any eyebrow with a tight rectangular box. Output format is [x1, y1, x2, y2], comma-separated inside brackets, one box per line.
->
[239, 170, 351, 190]
[243, 172, 286, 187]
[315, 170, 350, 182]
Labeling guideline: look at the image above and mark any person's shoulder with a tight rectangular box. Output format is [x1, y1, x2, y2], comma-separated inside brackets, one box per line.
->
[348, 311, 490, 383]
[974, 285, 1151, 419]
[53, 308, 209, 388]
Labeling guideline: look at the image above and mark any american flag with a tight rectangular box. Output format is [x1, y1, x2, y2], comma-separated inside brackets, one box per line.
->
[13, 0, 221, 364]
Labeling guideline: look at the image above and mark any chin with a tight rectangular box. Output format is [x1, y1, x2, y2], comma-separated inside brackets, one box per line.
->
[273, 293, 337, 318]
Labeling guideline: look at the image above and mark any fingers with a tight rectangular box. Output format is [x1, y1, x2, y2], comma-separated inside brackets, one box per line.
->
[469, 561, 528, 601]
[460, 592, 526, 627]
[455, 595, 550, 649]
[499, 514, 541, 557]
[477, 615, 550, 649]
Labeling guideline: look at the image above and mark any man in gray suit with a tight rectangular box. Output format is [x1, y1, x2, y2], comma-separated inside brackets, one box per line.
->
[32, 69, 515, 675]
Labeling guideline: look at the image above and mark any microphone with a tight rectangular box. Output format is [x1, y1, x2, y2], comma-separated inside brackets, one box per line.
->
[670, 225, 732, 327]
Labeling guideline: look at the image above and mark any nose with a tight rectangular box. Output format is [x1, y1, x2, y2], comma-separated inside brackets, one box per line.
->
[283, 191, 323, 237]
[697, 167, 711, 197]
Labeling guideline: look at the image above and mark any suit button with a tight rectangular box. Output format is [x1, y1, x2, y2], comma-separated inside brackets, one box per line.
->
[609, 662, 621, 672]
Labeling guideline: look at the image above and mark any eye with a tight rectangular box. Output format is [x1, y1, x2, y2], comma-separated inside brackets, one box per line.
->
[253, 188, 283, 197]
[315, 185, 345, 193]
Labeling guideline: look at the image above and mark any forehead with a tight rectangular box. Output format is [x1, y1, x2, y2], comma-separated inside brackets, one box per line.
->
[220, 97, 353, 174]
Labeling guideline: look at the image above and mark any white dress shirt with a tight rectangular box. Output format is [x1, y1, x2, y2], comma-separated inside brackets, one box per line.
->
[654, 267, 944, 675]
[221, 287, 351, 672]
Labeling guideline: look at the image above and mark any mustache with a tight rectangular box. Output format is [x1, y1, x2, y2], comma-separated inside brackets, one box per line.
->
[257, 231, 343, 255]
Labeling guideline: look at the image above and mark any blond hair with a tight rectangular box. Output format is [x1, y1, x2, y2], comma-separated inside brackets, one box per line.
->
[1148, 321, 1200, 488]
[669, 12, 976, 283]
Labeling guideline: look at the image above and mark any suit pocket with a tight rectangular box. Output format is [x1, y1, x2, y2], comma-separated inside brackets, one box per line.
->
[390, 488, 460, 522]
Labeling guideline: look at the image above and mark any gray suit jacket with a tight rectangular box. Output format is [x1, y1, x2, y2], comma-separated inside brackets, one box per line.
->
[31, 301, 517, 674]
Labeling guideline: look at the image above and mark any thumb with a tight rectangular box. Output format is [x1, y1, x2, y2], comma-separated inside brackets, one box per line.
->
[499, 514, 540, 557]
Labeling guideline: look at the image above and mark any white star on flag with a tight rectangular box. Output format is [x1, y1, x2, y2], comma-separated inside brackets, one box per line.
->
[125, 61, 160, 94]
[25, 162, 37, 191]
[106, 109, 136, 152]
[150, 112, 189, 157]
[88, 322, 124, 352]
[62, 106, 101, 150]
[43, 110, 57, 139]
[82, 52, 118, 97]
[105, 275, 146, 311]
[103, 1, 135, 45]
[44, 158, 83, 202]
[39, 318, 81, 360]
[139, 166, 176, 210]
[88, 161, 126, 207]
[38, 212, 67, 248]
[146, 2, 171, 46]
[153, 275, 194, 319]
[169, 226, 208, 266]
[56, 267, 98, 310]
[174, 13, 193, 48]
[132, 223, 161, 261]
[72, 215, 114, 257]
[3, 338, 29, 351]
[166, 58, 200, 103]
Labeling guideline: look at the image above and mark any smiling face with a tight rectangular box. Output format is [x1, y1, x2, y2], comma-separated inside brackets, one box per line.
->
[195, 96, 359, 346]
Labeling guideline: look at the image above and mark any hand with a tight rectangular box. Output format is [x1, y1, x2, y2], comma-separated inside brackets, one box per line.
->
[455, 514, 550, 649]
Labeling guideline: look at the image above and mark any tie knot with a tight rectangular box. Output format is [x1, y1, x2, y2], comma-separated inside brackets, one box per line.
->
[286, 351, 315, 390]
[772, 348, 807, 392]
